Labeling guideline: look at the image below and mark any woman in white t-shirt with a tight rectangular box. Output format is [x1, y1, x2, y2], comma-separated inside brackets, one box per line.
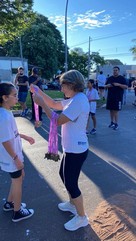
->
[30, 70, 90, 231]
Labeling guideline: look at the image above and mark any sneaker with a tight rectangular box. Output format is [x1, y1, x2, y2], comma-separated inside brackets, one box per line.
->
[113, 123, 119, 130]
[58, 201, 77, 215]
[108, 122, 115, 128]
[90, 128, 96, 135]
[3, 202, 26, 212]
[64, 214, 89, 231]
[12, 208, 34, 222]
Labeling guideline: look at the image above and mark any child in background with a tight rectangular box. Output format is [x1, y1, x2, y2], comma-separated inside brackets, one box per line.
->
[0, 82, 35, 222]
[86, 79, 100, 135]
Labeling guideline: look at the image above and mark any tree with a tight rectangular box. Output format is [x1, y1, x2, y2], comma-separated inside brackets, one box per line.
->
[0, 0, 35, 44]
[105, 59, 123, 65]
[68, 48, 106, 77]
[3, 14, 65, 79]
[130, 39, 136, 60]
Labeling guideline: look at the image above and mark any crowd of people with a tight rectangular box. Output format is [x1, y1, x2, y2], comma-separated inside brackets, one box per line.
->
[0, 66, 135, 231]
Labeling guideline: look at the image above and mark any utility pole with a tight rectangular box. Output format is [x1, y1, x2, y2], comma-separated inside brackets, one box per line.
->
[88, 36, 91, 79]
[65, 0, 69, 72]
[19, 37, 24, 68]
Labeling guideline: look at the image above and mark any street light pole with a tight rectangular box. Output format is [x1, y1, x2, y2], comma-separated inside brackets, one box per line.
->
[88, 36, 91, 79]
[65, 0, 69, 72]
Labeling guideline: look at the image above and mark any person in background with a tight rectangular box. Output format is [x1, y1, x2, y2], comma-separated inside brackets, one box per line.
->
[86, 79, 100, 135]
[96, 71, 106, 100]
[105, 66, 127, 130]
[131, 78, 136, 106]
[14, 67, 29, 117]
[0, 82, 35, 222]
[28, 67, 43, 121]
[30, 70, 90, 231]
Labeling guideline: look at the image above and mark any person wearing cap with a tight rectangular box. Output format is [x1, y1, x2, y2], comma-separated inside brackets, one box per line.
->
[28, 68, 43, 121]
[14, 67, 29, 117]
[30, 70, 90, 231]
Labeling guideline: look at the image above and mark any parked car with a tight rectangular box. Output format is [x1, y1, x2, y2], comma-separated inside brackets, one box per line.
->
[42, 84, 48, 90]
[47, 81, 60, 90]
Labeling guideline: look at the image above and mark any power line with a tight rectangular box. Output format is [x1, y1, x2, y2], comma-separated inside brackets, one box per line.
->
[69, 29, 136, 49]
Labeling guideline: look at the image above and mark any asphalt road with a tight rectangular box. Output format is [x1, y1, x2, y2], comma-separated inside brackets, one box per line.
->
[0, 90, 136, 241]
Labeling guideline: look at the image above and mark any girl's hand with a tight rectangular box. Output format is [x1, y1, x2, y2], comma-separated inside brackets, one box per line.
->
[30, 84, 39, 93]
[15, 157, 24, 170]
[25, 136, 35, 145]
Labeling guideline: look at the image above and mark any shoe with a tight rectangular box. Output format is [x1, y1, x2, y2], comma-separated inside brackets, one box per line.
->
[58, 201, 77, 215]
[3, 201, 26, 212]
[113, 123, 119, 130]
[86, 131, 89, 135]
[90, 128, 96, 135]
[12, 208, 34, 222]
[64, 214, 89, 231]
[24, 108, 29, 115]
[108, 122, 115, 128]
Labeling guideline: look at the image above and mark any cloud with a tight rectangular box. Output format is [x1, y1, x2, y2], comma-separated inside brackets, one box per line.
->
[48, 9, 112, 30]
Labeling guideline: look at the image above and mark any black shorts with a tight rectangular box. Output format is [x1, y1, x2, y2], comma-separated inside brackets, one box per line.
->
[89, 112, 95, 116]
[98, 86, 104, 90]
[106, 99, 122, 111]
[9, 170, 22, 179]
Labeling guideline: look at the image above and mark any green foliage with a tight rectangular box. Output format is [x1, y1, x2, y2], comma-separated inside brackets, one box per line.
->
[2, 14, 65, 79]
[105, 59, 123, 65]
[0, 0, 35, 44]
[130, 39, 136, 60]
[68, 48, 106, 77]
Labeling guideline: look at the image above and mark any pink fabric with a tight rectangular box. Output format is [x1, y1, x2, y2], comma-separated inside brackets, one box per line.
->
[34, 103, 39, 122]
[48, 112, 59, 154]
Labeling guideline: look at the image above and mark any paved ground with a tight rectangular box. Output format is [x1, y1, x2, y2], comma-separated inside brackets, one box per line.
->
[0, 90, 136, 241]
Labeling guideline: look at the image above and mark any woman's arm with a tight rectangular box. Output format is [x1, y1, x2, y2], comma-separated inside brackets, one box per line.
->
[30, 84, 63, 110]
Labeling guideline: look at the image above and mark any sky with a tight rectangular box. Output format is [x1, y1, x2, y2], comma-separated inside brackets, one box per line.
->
[33, 0, 136, 65]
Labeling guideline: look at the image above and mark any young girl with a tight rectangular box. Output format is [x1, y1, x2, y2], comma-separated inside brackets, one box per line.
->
[86, 79, 100, 135]
[0, 82, 35, 222]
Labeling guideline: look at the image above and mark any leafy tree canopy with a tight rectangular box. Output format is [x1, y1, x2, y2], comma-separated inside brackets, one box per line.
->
[2, 14, 65, 79]
[130, 39, 136, 60]
[0, 0, 35, 44]
[105, 59, 123, 65]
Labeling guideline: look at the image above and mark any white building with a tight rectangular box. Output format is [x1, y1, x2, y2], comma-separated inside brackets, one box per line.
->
[0, 57, 28, 83]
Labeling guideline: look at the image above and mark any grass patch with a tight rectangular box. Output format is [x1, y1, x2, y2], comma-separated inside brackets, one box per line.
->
[12, 90, 64, 110]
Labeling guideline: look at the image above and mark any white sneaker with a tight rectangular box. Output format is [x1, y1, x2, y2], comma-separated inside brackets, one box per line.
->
[64, 214, 89, 231]
[58, 201, 77, 215]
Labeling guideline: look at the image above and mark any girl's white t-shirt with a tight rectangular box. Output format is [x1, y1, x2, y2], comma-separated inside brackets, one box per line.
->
[86, 88, 99, 113]
[61, 92, 89, 153]
[0, 108, 24, 172]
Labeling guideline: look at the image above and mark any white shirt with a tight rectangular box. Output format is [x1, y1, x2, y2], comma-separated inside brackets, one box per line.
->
[97, 74, 106, 87]
[61, 92, 89, 153]
[0, 108, 24, 172]
[86, 88, 100, 113]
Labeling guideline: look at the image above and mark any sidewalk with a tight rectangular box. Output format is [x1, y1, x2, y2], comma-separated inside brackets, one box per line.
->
[0, 91, 136, 241]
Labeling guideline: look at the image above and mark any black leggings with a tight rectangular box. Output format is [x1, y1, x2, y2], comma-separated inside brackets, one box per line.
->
[59, 150, 88, 199]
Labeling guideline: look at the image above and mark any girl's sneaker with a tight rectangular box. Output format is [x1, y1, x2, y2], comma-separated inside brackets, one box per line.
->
[12, 208, 34, 222]
[3, 201, 26, 211]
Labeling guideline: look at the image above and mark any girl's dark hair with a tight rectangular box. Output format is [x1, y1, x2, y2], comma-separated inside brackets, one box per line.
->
[0, 82, 15, 104]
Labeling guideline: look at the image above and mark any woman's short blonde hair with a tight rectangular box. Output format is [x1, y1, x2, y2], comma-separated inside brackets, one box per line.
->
[60, 70, 85, 92]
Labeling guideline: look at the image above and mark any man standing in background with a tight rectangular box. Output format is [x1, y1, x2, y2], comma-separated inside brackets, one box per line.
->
[15, 66, 29, 117]
[105, 66, 127, 130]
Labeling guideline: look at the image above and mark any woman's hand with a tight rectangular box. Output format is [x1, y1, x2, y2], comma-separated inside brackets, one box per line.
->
[30, 84, 39, 93]
[33, 92, 44, 107]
